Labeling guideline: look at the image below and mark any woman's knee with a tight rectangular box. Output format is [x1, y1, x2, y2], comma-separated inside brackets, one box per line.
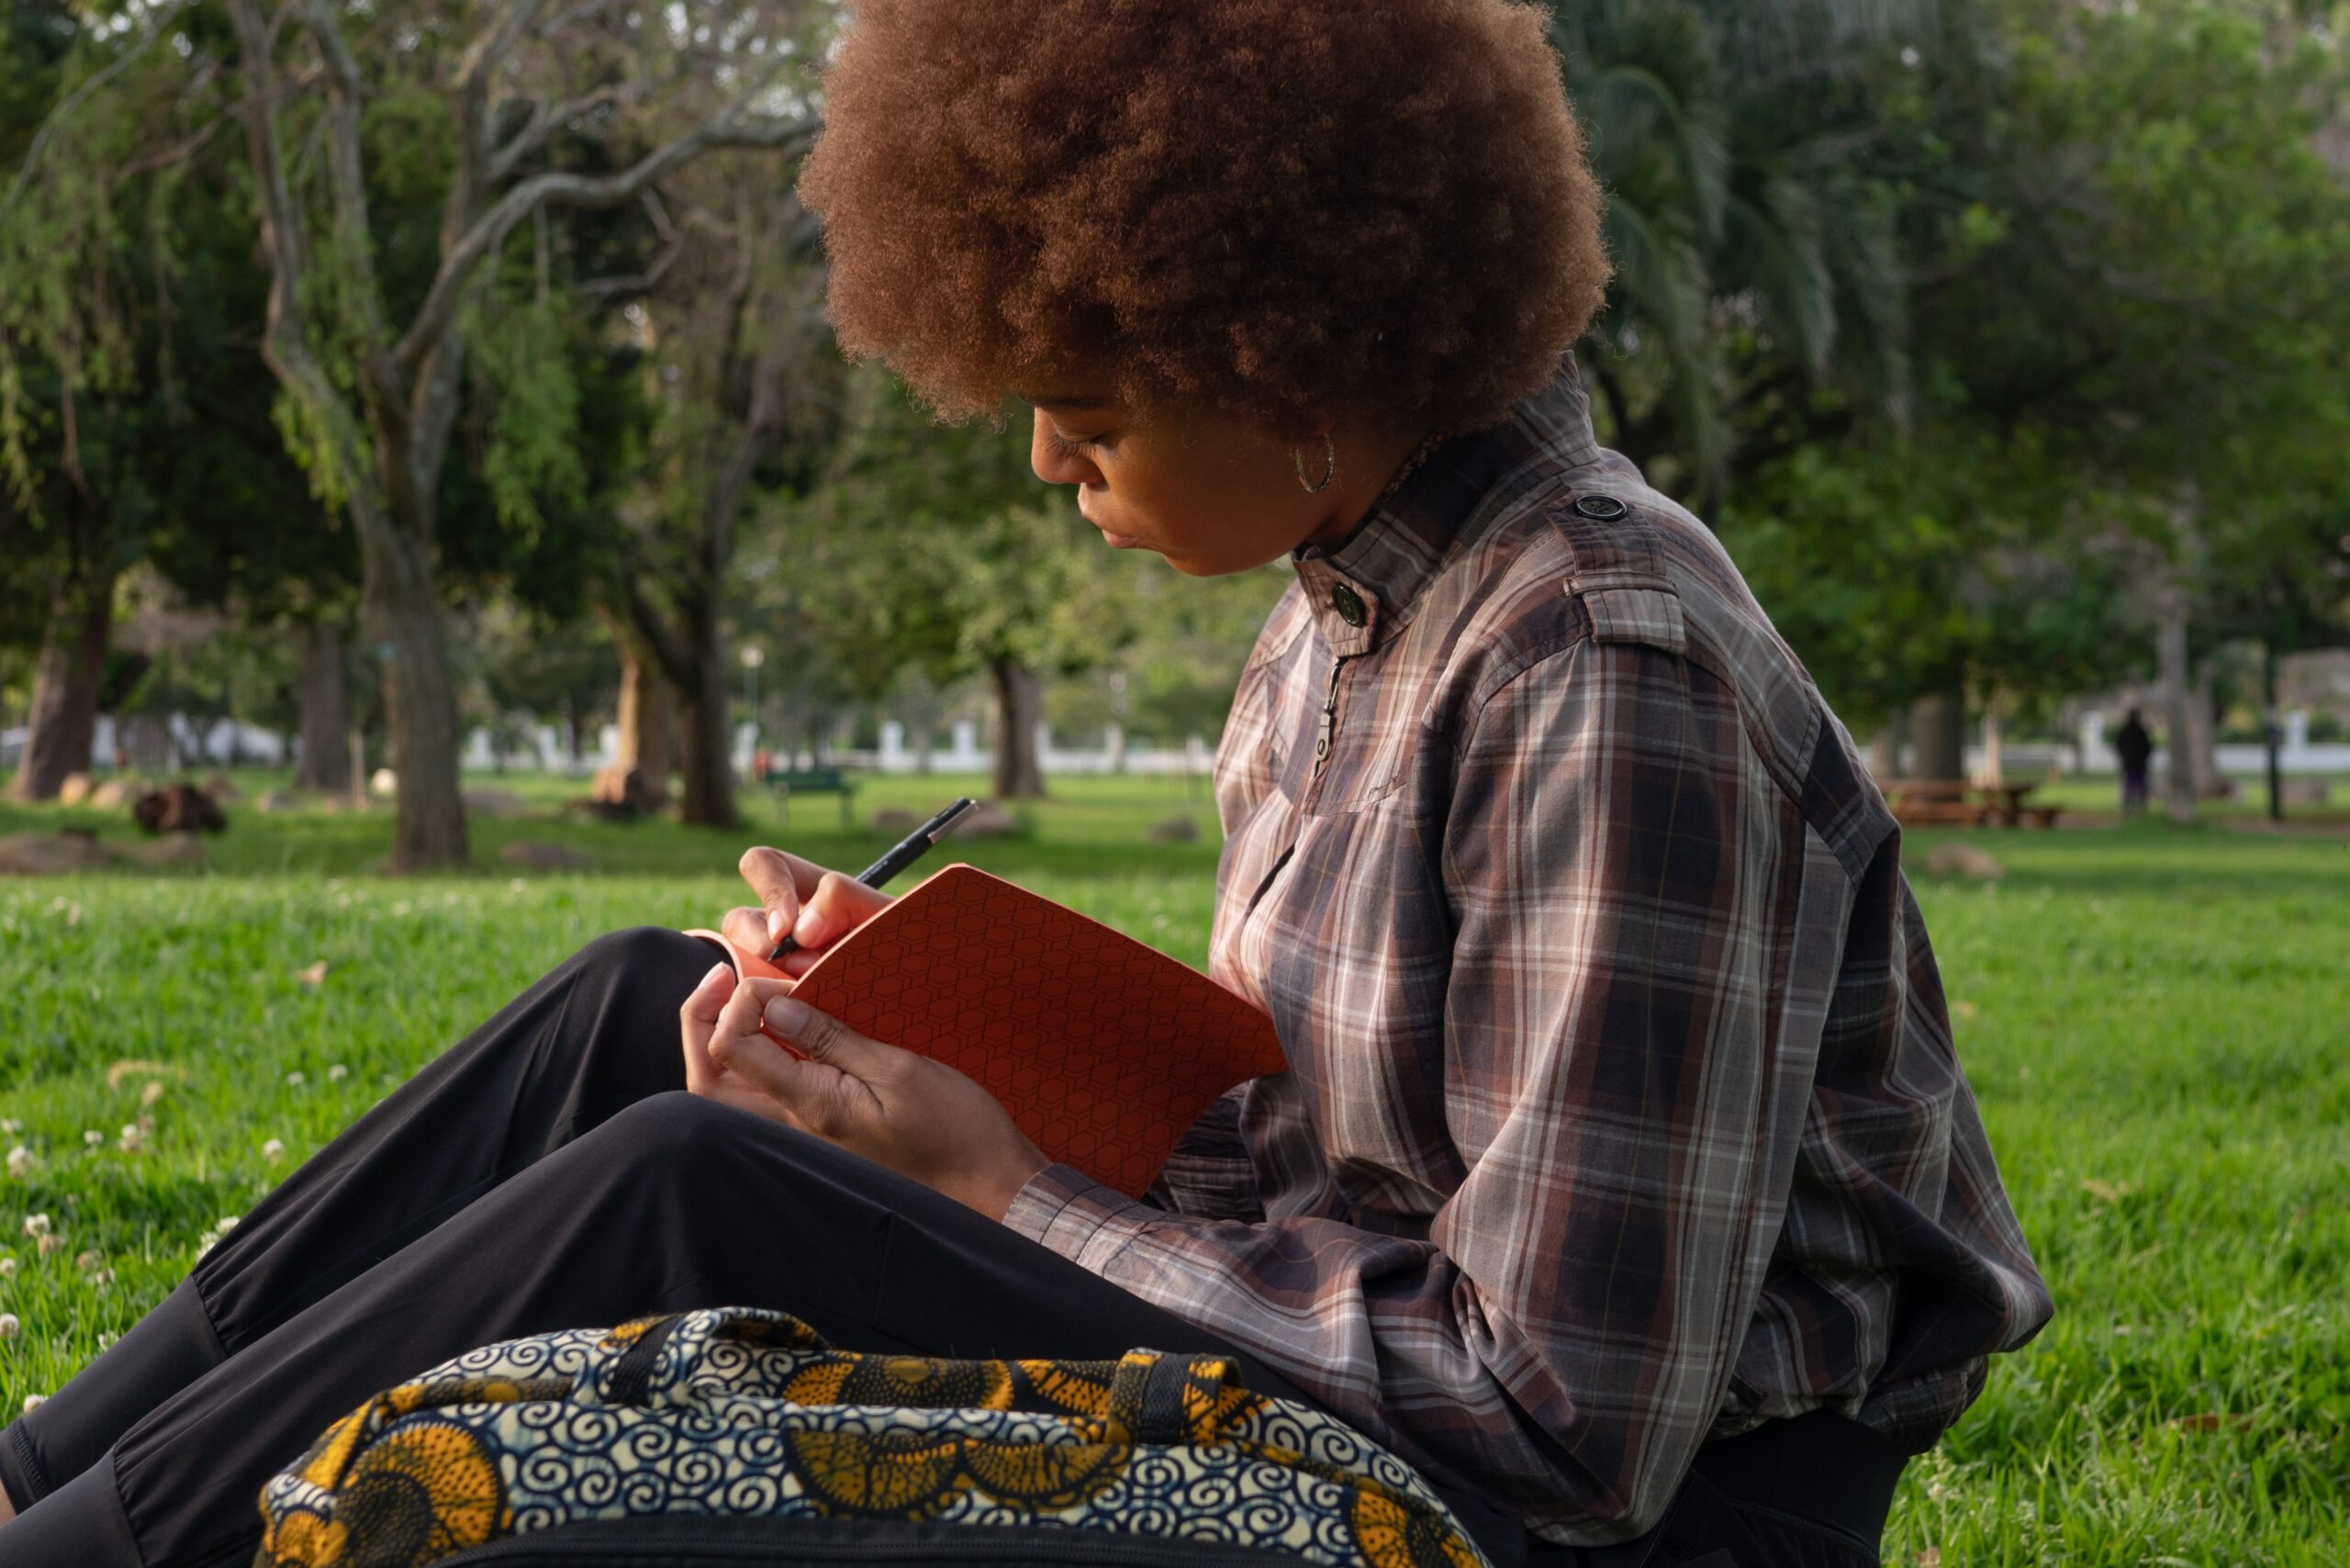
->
[584, 1091, 796, 1177]
[572, 925, 722, 984]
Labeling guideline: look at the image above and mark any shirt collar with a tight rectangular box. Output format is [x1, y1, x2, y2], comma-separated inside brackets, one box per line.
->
[1292, 353, 1604, 655]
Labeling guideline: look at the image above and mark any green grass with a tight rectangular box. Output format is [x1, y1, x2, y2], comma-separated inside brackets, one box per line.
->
[3, 775, 2346, 1563]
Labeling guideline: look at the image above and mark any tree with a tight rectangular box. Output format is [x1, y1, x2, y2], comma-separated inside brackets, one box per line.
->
[207, 0, 823, 867]
[1717, 0, 2350, 793]
[3, 0, 328, 801]
[1551, 0, 1922, 499]
[610, 167, 839, 829]
[782, 374, 1137, 801]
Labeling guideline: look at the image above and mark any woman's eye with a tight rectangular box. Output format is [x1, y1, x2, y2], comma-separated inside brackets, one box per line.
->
[1049, 426, 1109, 457]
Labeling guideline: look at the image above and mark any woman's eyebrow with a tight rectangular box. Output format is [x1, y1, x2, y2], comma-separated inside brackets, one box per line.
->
[1023, 393, 1114, 412]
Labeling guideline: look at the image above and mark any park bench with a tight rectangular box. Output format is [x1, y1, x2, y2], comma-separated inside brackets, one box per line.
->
[771, 767, 860, 828]
[1884, 778, 1990, 828]
[1885, 778, 2063, 830]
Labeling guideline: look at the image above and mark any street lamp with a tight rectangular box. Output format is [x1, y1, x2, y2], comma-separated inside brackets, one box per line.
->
[740, 645, 766, 774]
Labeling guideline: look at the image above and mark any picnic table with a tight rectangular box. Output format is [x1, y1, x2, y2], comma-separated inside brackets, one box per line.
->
[1883, 778, 2063, 830]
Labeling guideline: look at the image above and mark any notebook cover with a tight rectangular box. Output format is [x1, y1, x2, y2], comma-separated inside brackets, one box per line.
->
[685, 864, 1285, 1195]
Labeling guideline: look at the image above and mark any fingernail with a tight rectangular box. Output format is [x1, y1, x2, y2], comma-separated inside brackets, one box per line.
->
[768, 910, 790, 943]
[792, 908, 825, 945]
[704, 962, 731, 986]
[764, 998, 811, 1038]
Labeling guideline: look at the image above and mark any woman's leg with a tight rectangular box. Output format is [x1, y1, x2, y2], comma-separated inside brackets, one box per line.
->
[0, 926, 713, 1521]
[0, 1092, 1356, 1568]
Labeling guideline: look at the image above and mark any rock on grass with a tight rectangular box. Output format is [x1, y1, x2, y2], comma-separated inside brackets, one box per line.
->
[501, 840, 594, 872]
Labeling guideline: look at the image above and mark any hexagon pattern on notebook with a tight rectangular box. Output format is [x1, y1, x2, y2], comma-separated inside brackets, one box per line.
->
[778, 865, 1285, 1195]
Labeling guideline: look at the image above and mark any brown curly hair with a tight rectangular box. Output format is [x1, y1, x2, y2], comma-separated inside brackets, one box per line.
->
[797, 0, 1608, 438]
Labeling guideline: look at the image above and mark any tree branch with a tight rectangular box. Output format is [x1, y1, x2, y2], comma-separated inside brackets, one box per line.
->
[118, 113, 230, 179]
[297, 0, 403, 426]
[393, 106, 820, 377]
[487, 83, 632, 183]
[452, 0, 555, 165]
[4, 0, 192, 218]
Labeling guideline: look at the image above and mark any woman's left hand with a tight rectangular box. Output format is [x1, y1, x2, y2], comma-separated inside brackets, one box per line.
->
[677, 964, 1051, 1221]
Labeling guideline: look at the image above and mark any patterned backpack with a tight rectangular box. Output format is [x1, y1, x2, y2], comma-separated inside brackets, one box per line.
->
[252, 1305, 1490, 1567]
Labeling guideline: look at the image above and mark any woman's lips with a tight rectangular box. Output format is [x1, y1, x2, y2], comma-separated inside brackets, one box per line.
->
[1083, 509, 1143, 549]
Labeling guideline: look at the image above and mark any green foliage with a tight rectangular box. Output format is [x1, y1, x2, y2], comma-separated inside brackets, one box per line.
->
[1553, 0, 1924, 491]
[465, 297, 588, 539]
[1721, 0, 2350, 713]
[773, 373, 1138, 698]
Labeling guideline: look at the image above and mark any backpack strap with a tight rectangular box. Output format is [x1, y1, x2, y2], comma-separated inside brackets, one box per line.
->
[1104, 1350, 1246, 1445]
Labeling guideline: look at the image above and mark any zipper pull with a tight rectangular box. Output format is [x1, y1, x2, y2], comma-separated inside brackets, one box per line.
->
[1313, 655, 1349, 772]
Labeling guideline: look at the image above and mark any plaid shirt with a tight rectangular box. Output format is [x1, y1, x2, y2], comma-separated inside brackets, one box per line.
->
[1004, 355, 2053, 1545]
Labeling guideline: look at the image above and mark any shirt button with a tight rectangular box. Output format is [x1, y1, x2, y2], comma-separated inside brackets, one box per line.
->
[1573, 493, 1628, 521]
[1332, 584, 1368, 627]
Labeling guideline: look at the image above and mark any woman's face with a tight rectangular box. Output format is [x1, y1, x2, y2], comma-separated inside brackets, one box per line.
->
[1023, 393, 1417, 577]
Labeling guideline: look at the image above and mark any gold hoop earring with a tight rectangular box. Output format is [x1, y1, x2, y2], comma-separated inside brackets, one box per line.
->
[1295, 433, 1337, 495]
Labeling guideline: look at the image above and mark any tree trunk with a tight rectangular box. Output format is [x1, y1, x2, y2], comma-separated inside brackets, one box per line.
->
[7, 568, 112, 804]
[294, 620, 353, 792]
[2263, 644, 2285, 824]
[1909, 685, 1967, 782]
[990, 657, 1046, 800]
[369, 528, 471, 869]
[607, 616, 677, 808]
[1980, 694, 2005, 789]
[1869, 708, 1908, 781]
[674, 633, 739, 830]
[2187, 655, 2224, 798]
[2155, 588, 2197, 825]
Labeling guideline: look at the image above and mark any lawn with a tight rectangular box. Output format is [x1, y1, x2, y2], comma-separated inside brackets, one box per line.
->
[2, 773, 2345, 1564]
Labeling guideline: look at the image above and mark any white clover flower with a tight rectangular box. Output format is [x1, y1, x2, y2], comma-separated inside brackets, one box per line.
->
[0, 1314, 17, 1339]
[217, 1215, 241, 1232]
[21, 1394, 44, 1414]
[82, 1129, 102, 1148]
[6, 1147, 30, 1180]
[0, 1119, 18, 1136]
[285, 1071, 306, 1087]
[37, 1233, 63, 1257]
[262, 1138, 285, 1161]
[0, 1255, 14, 1275]
[73, 1249, 101, 1272]
[23, 1213, 50, 1237]
[118, 1124, 143, 1153]
[328, 1064, 348, 1082]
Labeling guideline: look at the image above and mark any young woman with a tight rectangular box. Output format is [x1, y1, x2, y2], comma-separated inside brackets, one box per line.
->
[0, 4, 2051, 1563]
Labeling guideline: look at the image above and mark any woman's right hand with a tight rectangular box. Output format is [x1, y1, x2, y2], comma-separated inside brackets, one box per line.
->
[723, 846, 897, 976]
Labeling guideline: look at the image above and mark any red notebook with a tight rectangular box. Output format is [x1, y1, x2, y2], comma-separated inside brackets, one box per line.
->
[685, 864, 1286, 1195]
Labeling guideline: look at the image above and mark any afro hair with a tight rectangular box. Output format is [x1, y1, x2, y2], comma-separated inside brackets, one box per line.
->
[798, 0, 1609, 438]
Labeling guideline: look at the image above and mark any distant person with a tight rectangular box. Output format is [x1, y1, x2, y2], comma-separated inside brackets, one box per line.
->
[2115, 708, 2154, 813]
[752, 745, 773, 785]
[0, 7, 2050, 1565]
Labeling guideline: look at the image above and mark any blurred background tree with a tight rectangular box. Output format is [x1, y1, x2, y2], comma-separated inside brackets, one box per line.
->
[4, 0, 2344, 847]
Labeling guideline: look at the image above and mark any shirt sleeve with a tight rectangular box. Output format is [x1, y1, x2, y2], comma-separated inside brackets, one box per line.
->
[1005, 635, 1791, 1544]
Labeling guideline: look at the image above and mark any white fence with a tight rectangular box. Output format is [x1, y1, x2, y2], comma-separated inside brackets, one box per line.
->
[15, 706, 2345, 780]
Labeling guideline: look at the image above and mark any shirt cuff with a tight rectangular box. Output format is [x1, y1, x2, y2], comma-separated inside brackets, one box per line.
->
[1002, 1162, 1165, 1274]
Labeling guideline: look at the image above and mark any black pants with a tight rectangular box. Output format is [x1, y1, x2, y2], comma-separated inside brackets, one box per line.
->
[0, 929, 1899, 1568]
